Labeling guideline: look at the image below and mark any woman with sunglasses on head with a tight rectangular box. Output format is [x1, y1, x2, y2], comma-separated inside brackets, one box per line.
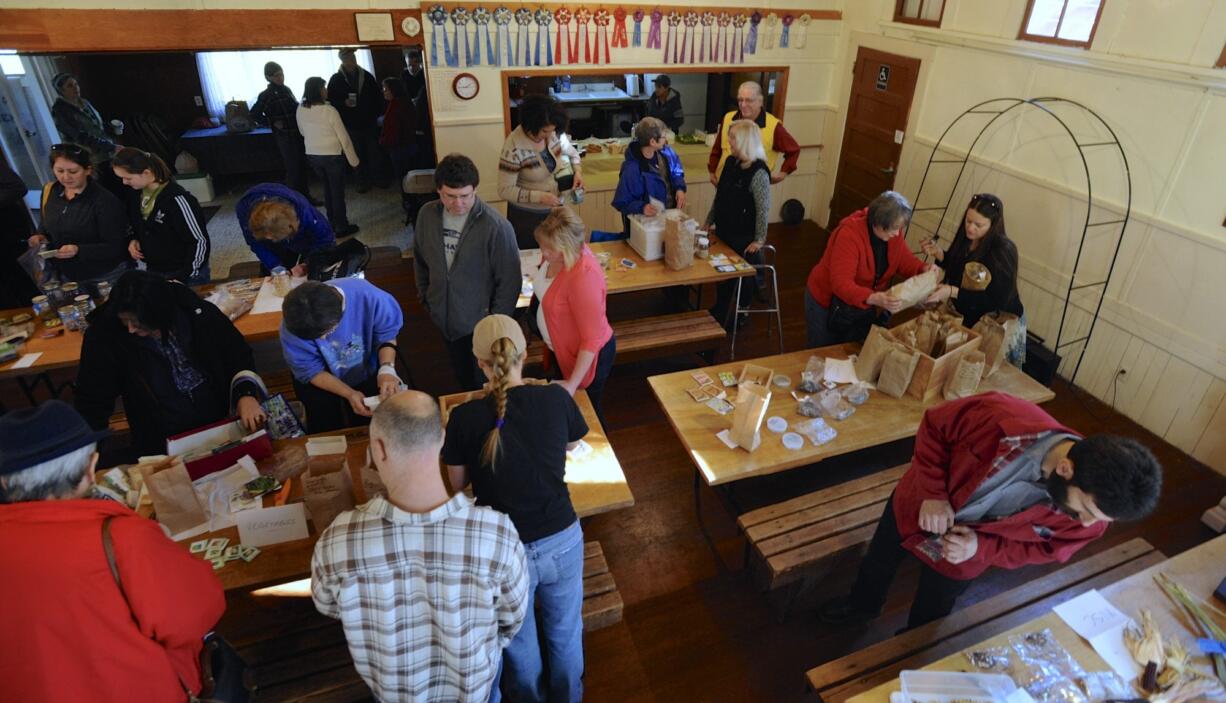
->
[29, 143, 130, 295]
[922, 193, 1026, 365]
[112, 148, 211, 285]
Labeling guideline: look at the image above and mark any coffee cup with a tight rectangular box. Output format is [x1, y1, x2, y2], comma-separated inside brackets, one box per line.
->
[346, 93, 357, 108]
[110, 119, 124, 135]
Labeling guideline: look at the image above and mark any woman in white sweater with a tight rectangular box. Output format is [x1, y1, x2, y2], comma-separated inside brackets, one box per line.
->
[298, 77, 360, 236]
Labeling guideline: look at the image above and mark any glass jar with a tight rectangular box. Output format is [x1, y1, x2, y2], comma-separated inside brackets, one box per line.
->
[95, 280, 112, 302]
[270, 267, 292, 297]
[57, 305, 82, 332]
[60, 282, 80, 307]
[32, 295, 54, 321]
[695, 235, 710, 259]
[40, 282, 63, 308]
[74, 294, 95, 315]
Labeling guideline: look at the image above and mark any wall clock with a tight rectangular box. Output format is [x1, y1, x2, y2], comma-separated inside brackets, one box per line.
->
[400, 16, 422, 37]
[453, 73, 479, 101]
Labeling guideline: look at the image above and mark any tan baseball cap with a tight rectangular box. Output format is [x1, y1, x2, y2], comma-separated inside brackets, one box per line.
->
[472, 314, 527, 361]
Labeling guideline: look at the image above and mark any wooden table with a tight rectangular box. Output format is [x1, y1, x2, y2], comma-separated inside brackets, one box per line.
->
[516, 237, 753, 308]
[177, 390, 632, 591]
[846, 534, 1226, 702]
[648, 343, 1056, 488]
[0, 278, 283, 383]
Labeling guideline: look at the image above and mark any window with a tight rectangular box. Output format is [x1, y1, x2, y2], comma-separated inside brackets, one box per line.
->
[894, 0, 945, 27]
[1019, 0, 1105, 48]
[0, 50, 25, 75]
[195, 48, 374, 120]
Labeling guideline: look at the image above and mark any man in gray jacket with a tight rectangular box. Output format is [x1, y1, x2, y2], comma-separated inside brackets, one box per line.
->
[414, 154, 521, 391]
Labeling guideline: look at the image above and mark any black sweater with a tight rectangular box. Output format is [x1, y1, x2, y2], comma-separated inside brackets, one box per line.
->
[326, 67, 385, 130]
[75, 283, 260, 458]
[125, 181, 211, 281]
[40, 181, 129, 281]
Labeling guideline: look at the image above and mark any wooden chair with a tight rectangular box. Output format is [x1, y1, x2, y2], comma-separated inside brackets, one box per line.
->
[804, 537, 1164, 702]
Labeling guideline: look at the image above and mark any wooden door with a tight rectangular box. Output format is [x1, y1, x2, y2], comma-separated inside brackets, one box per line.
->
[828, 47, 920, 229]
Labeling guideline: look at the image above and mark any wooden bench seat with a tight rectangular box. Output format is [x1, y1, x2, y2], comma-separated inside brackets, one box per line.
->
[524, 310, 725, 368]
[583, 540, 624, 631]
[738, 464, 909, 595]
[804, 537, 1163, 703]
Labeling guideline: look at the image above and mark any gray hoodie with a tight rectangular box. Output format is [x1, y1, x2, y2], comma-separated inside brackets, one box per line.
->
[413, 197, 521, 341]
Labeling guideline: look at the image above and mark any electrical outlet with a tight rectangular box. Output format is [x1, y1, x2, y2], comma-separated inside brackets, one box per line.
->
[194, 96, 203, 107]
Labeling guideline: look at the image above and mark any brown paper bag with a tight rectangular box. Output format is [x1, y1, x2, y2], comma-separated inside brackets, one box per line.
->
[663, 217, 694, 271]
[730, 382, 771, 452]
[915, 315, 941, 356]
[302, 454, 356, 531]
[877, 346, 920, 398]
[855, 325, 895, 384]
[972, 312, 1019, 378]
[144, 458, 208, 539]
[944, 350, 986, 400]
[886, 267, 943, 309]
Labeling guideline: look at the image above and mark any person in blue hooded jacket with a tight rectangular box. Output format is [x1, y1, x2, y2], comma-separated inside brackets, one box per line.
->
[236, 183, 335, 275]
[611, 117, 688, 235]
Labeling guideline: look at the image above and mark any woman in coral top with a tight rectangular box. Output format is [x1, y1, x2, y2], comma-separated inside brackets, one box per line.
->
[531, 206, 616, 422]
[805, 190, 936, 348]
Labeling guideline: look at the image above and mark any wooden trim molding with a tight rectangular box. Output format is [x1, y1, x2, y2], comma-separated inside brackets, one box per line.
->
[0, 8, 424, 53]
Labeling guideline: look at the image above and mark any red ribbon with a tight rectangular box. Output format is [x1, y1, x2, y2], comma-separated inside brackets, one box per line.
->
[612, 8, 629, 48]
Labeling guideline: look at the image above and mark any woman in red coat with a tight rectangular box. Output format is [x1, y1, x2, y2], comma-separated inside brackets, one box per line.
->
[531, 206, 616, 423]
[805, 191, 935, 348]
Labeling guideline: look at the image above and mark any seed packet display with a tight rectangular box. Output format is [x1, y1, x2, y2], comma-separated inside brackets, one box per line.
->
[705, 397, 735, 415]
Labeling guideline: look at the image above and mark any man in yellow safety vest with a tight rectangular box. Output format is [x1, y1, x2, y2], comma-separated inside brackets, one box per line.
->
[708, 81, 801, 186]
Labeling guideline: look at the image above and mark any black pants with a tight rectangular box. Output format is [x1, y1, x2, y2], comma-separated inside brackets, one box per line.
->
[711, 245, 762, 326]
[274, 130, 312, 198]
[848, 493, 973, 629]
[444, 333, 485, 393]
[583, 335, 617, 427]
[347, 125, 382, 189]
[307, 154, 350, 230]
[293, 374, 378, 434]
[506, 204, 551, 250]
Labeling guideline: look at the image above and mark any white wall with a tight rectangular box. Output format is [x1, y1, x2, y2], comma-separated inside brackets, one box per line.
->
[819, 0, 1226, 475]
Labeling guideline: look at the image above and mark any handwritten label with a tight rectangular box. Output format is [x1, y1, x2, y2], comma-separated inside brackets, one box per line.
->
[236, 502, 309, 547]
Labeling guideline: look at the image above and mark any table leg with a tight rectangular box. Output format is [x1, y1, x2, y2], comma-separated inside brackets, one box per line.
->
[693, 468, 732, 573]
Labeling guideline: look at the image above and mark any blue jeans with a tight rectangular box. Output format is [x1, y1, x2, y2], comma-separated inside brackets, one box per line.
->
[500, 520, 585, 703]
[307, 154, 350, 229]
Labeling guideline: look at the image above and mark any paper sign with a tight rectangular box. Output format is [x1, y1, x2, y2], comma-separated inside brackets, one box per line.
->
[12, 353, 42, 369]
[1052, 590, 1141, 679]
[236, 502, 309, 547]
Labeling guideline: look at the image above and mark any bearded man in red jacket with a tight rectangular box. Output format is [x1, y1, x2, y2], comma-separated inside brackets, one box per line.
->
[0, 400, 225, 702]
[820, 392, 1162, 630]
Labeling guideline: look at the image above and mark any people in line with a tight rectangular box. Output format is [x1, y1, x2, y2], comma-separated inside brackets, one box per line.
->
[299, 76, 360, 237]
[311, 390, 529, 703]
[0, 154, 38, 309]
[112, 147, 211, 285]
[819, 392, 1162, 630]
[280, 279, 404, 433]
[413, 154, 521, 392]
[49, 72, 125, 197]
[707, 120, 771, 328]
[612, 116, 688, 234]
[251, 61, 319, 204]
[499, 94, 583, 249]
[379, 77, 418, 187]
[922, 193, 1027, 366]
[531, 207, 616, 422]
[327, 48, 384, 194]
[708, 81, 800, 186]
[804, 190, 936, 348]
[75, 270, 267, 462]
[29, 143, 130, 296]
[444, 314, 589, 701]
[236, 182, 336, 276]
[0, 400, 226, 702]
[401, 48, 426, 105]
[646, 74, 685, 133]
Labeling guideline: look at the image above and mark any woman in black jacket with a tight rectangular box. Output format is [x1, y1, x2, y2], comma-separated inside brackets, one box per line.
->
[112, 148, 211, 285]
[74, 271, 266, 461]
[923, 192, 1027, 365]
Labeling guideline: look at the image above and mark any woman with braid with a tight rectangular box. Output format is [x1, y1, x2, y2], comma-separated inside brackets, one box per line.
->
[442, 314, 590, 702]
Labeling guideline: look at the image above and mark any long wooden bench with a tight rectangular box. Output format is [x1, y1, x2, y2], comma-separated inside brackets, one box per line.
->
[738, 465, 909, 614]
[525, 310, 726, 368]
[582, 540, 624, 631]
[805, 537, 1164, 703]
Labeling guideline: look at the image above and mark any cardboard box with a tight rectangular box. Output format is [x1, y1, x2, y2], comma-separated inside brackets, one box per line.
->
[738, 363, 775, 389]
[628, 214, 664, 261]
[888, 318, 982, 403]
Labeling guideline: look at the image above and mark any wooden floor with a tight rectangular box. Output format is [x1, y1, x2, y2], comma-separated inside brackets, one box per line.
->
[8, 220, 1224, 702]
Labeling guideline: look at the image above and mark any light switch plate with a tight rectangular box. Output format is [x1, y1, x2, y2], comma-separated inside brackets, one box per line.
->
[894, 130, 904, 144]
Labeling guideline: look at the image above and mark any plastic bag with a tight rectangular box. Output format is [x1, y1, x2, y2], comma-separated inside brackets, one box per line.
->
[798, 355, 825, 393]
[1008, 629, 1089, 703]
[819, 389, 855, 420]
[842, 381, 870, 405]
[791, 417, 837, 446]
[797, 394, 821, 418]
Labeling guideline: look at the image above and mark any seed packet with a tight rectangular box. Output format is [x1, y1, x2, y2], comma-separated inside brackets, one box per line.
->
[239, 545, 261, 563]
[718, 371, 737, 387]
[223, 546, 242, 562]
[210, 558, 226, 570]
[206, 537, 229, 551]
[204, 546, 224, 560]
[705, 397, 735, 415]
[189, 540, 209, 554]
[691, 371, 713, 386]
[916, 535, 945, 562]
[686, 387, 711, 402]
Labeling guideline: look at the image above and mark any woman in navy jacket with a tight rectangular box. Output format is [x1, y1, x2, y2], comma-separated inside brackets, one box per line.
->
[611, 117, 687, 234]
[112, 148, 211, 285]
[235, 182, 336, 276]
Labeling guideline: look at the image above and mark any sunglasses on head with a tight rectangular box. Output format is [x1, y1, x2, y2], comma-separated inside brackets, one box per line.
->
[971, 193, 1001, 213]
[50, 143, 88, 156]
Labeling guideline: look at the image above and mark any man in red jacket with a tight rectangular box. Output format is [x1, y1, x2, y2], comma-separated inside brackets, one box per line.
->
[819, 392, 1161, 630]
[0, 400, 226, 702]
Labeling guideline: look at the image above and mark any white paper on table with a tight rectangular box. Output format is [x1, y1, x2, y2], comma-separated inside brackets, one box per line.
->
[191, 456, 260, 531]
[166, 420, 242, 458]
[236, 502, 309, 547]
[648, 196, 665, 216]
[1052, 589, 1142, 679]
[250, 276, 306, 315]
[823, 358, 859, 384]
[715, 429, 739, 449]
[11, 353, 42, 368]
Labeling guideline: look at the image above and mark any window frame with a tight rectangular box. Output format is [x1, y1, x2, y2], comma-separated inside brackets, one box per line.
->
[893, 0, 945, 28]
[1017, 0, 1106, 49]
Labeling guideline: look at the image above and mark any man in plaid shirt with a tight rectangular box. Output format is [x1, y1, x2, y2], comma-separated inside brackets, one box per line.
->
[819, 392, 1162, 630]
[311, 390, 529, 701]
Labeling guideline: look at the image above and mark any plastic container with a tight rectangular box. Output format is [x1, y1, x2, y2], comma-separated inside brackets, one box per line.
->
[270, 267, 292, 297]
[898, 670, 1018, 703]
[32, 295, 54, 321]
[58, 304, 83, 332]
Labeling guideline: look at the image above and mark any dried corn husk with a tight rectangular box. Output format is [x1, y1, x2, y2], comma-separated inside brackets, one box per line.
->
[1124, 610, 1166, 670]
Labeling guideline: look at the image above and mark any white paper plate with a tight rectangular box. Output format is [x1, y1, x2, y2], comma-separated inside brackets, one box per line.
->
[773, 374, 792, 388]
[782, 432, 805, 450]
[766, 416, 788, 433]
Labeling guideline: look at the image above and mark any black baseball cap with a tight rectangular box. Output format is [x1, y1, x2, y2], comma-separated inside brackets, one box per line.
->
[653, 75, 671, 87]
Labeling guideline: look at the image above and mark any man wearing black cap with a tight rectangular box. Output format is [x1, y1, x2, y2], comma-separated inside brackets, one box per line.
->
[646, 75, 684, 133]
[0, 400, 225, 701]
[252, 61, 320, 205]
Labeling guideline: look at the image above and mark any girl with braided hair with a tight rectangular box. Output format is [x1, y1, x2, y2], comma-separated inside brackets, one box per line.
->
[443, 313, 589, 701]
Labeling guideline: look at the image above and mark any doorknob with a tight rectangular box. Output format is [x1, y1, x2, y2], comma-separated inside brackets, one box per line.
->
[880, 163, 896, 175]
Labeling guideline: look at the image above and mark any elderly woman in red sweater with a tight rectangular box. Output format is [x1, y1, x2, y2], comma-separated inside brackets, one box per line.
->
[805, 190, 936, 348]
[531, 206, 616, 422]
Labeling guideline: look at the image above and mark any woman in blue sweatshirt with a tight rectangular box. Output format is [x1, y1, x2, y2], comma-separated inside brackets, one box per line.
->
[610, 117, 687, 235]
[236, 183, 335, 276]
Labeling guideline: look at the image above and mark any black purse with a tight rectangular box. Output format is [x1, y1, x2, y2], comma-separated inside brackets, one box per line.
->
[307, 237, 371, 281]
[102, 516, 256, 703]
[826, 295, 878, 341]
